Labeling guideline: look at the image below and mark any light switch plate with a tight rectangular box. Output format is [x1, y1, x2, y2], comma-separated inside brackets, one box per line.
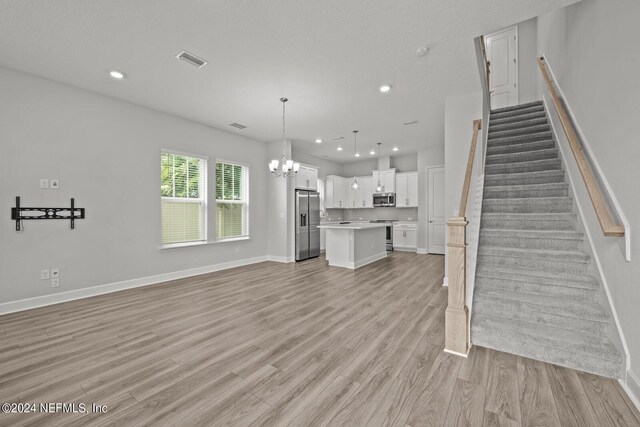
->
[40, 179, 49, 189]
[50, 180, 59, 189]
[40, 270, 50, 280]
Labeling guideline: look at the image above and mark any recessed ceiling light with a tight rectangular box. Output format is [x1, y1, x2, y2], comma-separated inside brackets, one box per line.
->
[109, 70, 125, 80]
[355, 153, 360, 157]
[392, 146, 399, 151]
[315, 139, 322, 143]
[379, 84, 392, 93]
[370, 150, 376, 155]
[337, 146, 343, 151]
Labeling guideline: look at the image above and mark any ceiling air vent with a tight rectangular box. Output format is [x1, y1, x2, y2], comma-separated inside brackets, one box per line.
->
[229, 122, 247, 130]
[176, 51, 208, 68]
[403, 120, 418, 126]
[332, 136, 345, 141]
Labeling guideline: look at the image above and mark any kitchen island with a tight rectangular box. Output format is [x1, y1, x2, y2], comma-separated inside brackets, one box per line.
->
[317, 223, 387, 269]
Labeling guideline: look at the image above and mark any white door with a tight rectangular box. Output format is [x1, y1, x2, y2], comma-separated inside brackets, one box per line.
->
[428, 167, 445, 254]
[485, 26, 518, 109]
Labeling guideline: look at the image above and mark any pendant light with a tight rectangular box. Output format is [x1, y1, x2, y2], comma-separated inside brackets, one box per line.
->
[268, 97, 300, 178]
[375, 142, 383, 192]
[351, 130, 360, 190]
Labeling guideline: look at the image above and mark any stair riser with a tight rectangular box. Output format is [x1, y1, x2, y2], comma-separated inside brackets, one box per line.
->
[491, 106, 545, 119]
[485, 173, 565, 186]
[475, 266, 598, 289]
[479, 235, 582, 251]
[486, 149, 558, 165]
[482, 200, 573, 213]
[470, 331, 622, 378]
[485, 160, 561, 175]
[484, 187, 568, 199]
[481, 218, 576, 231]
[489, 117, 548, 133]
[473, 298, 606, 337]
[490, 112, 547, 127]
[478, 254, 591, 274]
[489, 132, 554, 147]
[475, 277, 598, 301]
[488, 125, 551, 139]
[487, 140, 556, 156]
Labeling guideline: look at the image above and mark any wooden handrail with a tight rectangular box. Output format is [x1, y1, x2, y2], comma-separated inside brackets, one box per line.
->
[480, 35, 490, 92]
[537, 57, 624, 237]
[445, 118, 482, 357]
[458, 119, 483, 217]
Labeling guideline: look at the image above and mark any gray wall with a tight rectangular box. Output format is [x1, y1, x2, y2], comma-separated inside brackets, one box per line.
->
[537, 0, 640, 388]
[518, 17, 539, 104]
[291, 150, 342, 178]
[0, 67, 269, 304]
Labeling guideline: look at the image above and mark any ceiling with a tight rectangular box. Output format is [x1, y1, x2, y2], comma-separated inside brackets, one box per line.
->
[0, 0, 578, 162]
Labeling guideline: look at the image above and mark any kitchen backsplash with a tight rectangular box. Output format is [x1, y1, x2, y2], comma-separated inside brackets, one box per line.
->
[324, 207, 418, 222]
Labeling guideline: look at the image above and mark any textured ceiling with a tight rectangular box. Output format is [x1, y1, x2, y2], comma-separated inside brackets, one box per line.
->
[0, 0, 578, 162]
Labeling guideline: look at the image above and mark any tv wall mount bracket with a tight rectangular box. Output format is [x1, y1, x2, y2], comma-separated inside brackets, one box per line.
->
[11, 196, 85, 231]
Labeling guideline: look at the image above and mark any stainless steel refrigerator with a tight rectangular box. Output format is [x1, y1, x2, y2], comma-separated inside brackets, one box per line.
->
[295, 189, 320, 261]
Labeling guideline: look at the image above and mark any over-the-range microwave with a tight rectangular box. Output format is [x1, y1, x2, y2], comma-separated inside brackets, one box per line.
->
[373, 193, 396, 207]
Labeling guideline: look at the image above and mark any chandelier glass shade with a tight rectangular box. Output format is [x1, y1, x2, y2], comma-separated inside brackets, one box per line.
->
[269, 98, 300, 178]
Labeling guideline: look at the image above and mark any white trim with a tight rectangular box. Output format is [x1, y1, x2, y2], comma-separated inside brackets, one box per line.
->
[543, 95, 630, 374]
[417, 248, 428, 254]
[0, 256, 269, 316]
[484, 25, 519, 108]
[159, 236, 252, 249]
[442, 276, 448, 287]
[393, 247, 417, 253]
[542, 56, 630, 261]
[621, 370, 640, 413]
[444, 348, 469, 358]
[267, 255, 295, 263]
[161, 147, 209, 160]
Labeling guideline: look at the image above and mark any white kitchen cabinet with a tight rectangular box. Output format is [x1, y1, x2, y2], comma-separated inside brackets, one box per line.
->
[395, 171, 418, 208]
[372, 169, 396, 193]
[346, 176, 373, 208]
[325, 175, 347, 208]
[393, 223, 417, 251]
[295, 165, 318, 190]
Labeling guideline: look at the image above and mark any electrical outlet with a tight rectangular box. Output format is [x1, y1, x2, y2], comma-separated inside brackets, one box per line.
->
[51, 268, 59, 278]
[40, 270, 50, 280]
[51, 278, 60, 288]
[40, 179, 49, 189]
[50, 180, 59, 189]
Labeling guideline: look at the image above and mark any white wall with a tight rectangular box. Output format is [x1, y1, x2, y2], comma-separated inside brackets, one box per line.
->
[0, 67, 269, 305]
[517, 17, 539, 104]
[291, 149, 342, 178]
[537, 0, 640, 395]
[418, 145, 445, 250]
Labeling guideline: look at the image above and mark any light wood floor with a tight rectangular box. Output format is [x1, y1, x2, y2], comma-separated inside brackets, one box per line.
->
[0, 253, 639, 426]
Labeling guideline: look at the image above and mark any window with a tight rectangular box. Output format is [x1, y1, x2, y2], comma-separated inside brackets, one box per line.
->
[215, 161, 248, 239]
[161, 151, 207, 245]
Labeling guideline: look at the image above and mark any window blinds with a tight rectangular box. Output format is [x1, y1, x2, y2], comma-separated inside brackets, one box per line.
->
[215, 161, 248, 239]
[161, 152, 207, 244]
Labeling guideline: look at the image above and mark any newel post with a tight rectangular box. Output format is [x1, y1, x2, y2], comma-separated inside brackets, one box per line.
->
[445, 216, 469, 356]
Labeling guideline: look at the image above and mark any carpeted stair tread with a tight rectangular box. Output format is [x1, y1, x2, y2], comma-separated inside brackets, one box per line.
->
[488, 124, 551, 140]
[479, 228, 583, 250]
[485, 158, 562, 175]
[491, 105, 545, 120]
[471, 315, 624, 378]
[482, 197, 573, 214]
[479, 246, 589, 262]
[487, 139, 556, 156]
[485, 148, 558, 165]
[475, 274, 598, 301]
[490, 111, 547, 126]
[484, 170, 565, 186]
[488, 131, 554, 147]
[478, 246, 591, 274]
[483, 182, 568, 198]
[489, 117, 548, 133]
[475, 264, 598, 289]
[491, 100, 544, 113]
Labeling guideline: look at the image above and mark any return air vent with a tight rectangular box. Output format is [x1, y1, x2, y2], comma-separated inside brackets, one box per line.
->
[332, 136, 345, 141]
[176, 51, 208, 68]
[403, 120, 418, 126]
[229, 122, 247, 130]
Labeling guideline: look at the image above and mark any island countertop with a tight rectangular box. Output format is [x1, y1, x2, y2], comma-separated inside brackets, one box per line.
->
[317, 223, 388, 230]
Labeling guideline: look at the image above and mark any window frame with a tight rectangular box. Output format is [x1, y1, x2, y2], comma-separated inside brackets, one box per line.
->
[160, 149, 209, 247]
[214, 158, 250, 241]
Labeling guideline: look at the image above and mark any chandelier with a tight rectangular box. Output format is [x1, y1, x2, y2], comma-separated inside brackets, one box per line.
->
[351, 130, 360, 190]
[269, 97, 300, 178]
[375, 142, 383, 192]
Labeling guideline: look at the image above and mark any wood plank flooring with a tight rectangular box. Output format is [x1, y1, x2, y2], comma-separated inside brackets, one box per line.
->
[0, 252, 638, 426]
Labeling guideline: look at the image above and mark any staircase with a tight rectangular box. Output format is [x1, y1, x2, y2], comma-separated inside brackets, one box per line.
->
[471, 101, 624, 379]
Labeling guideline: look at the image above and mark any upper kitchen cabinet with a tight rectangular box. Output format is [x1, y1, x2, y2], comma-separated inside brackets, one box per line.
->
[295, 165, 318, 190]
[395, 172, 418, 207]
[346, 176, 373, 208]
[372, 169, 396, 193]
[325, 175, 347, 208]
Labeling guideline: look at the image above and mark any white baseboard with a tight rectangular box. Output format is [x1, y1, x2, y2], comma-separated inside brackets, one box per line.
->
[417, 248, 428, 254]
[444, 348, 468, 358]
[621, 369, 640, 413]
[442, 276, 449, 287]
[266, 255, 294, 263]
[394, 247, 417, 253]
[0, 255, 269, 316]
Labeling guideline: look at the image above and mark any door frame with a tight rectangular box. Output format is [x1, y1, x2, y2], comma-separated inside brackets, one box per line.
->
[426, 165, 445, 255]
[484, 25, 519, 108]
